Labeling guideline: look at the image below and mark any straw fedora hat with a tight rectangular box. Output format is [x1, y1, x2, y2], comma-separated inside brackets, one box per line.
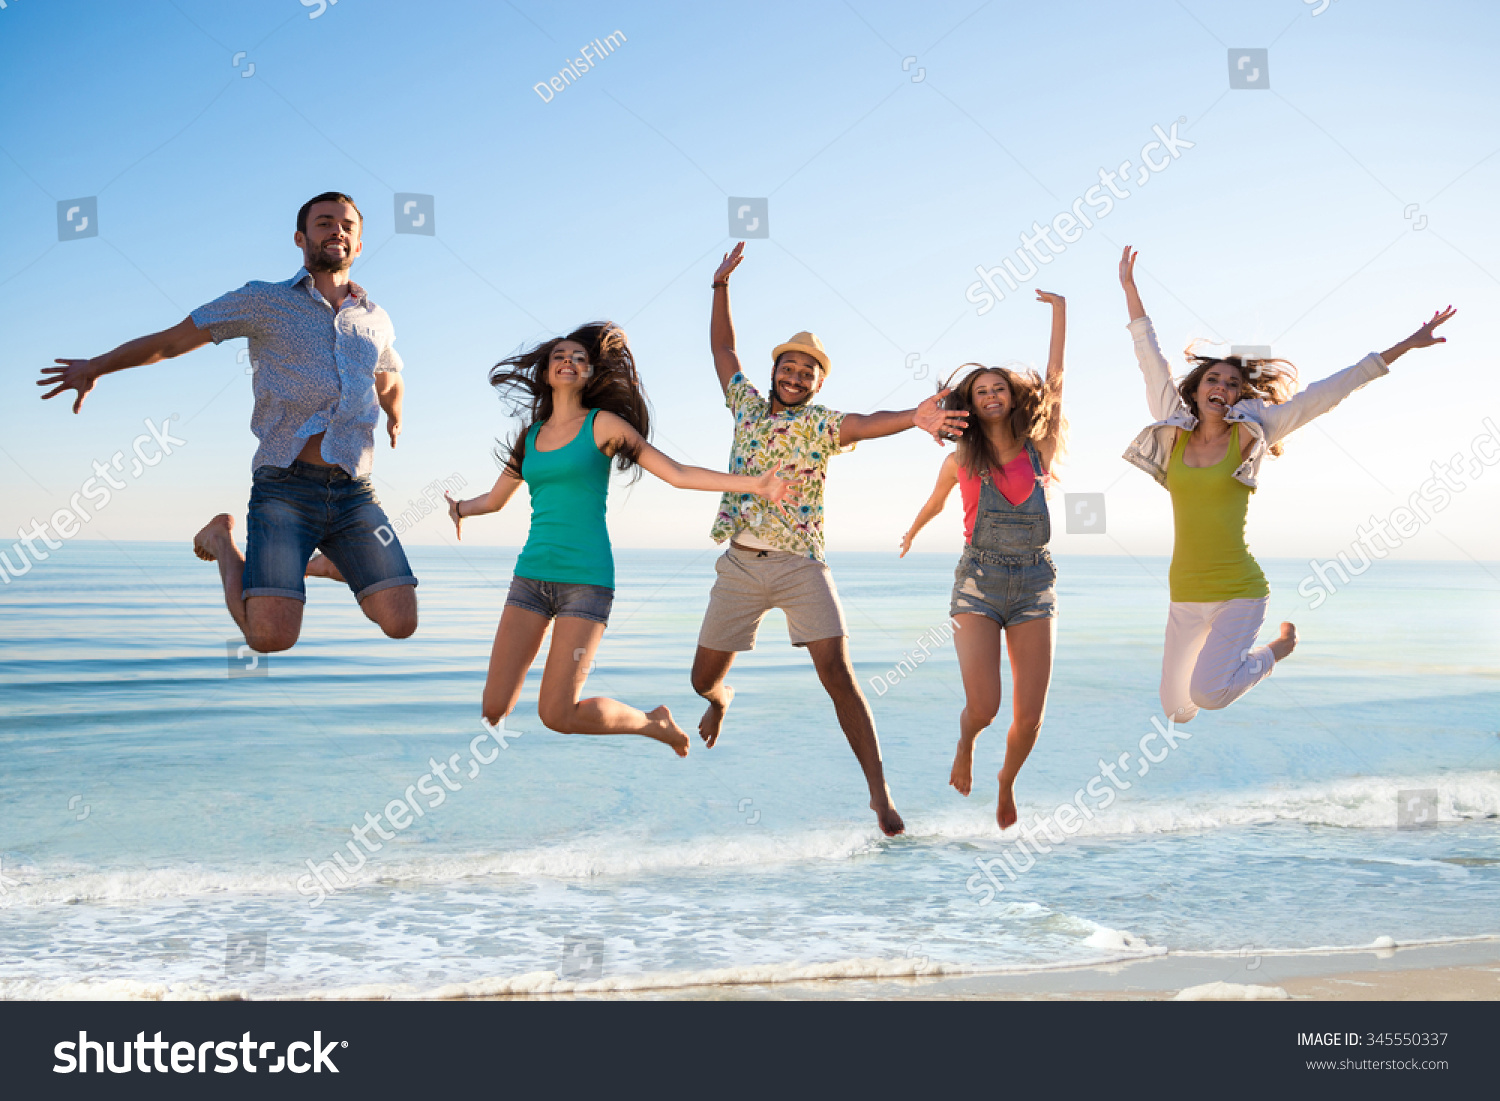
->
[770, 331, 831, 376]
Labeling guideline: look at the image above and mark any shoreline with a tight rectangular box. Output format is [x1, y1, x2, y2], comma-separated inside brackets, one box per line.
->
[473, 938, 1500, 1002]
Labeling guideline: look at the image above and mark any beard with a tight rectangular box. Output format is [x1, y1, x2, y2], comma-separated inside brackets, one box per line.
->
[774, 380, 814, 408]
[305, 239, 355, 273]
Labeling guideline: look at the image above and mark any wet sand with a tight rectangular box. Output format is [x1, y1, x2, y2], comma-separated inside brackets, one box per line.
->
[485, 938, 1500, 1001]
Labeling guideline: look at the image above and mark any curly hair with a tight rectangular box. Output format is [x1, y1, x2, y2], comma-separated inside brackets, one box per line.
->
[939, 364, 1066, 479]
[1178, 342, 1299, 456]
[489, 321, 650, 481]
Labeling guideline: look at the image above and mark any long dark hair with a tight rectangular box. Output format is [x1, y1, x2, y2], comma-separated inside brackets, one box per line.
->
[489, 321, 650, 481]
[939, 364, 1065, 479]
[1178, 343, 1298, 456]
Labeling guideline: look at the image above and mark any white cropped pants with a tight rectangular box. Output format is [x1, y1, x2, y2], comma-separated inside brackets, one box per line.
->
[1160, 597, 1275, 723]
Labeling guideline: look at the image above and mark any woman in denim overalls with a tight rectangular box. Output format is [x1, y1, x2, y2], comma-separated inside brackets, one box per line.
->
[901, 291, 1067, 831]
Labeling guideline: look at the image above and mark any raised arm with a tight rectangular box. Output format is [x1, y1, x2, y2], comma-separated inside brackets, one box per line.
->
[899, 454, 960, 557]
[1119, 245, 1146, 322]
[1035, 290, 1066, 469]
[595, 411, 792, 501]
[445, 468, 525, 540]
[710, 242, 747, 396]
[1118, 246, 1181, 422]
[38, 316, 213, 413]
[1257, 307, 1456, 446]
[840, 389, 968, 447]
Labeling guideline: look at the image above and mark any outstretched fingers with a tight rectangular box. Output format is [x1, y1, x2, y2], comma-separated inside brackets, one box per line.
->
[38, 360, 95, 413]
[714, 241, 745, 283]
[1414, 305, 1457, 346]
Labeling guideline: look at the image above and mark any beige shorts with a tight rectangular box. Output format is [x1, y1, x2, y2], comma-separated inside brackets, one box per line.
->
[698, 544, 848, 651]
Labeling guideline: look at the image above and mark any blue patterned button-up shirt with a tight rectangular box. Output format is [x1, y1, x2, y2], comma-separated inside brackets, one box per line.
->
[191, 268, 403, 478]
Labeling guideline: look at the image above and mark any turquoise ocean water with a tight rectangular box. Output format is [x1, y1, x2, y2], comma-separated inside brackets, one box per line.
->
[2, 543, 1497, 997]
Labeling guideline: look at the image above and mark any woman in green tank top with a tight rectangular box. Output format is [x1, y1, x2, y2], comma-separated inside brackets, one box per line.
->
[446, 322, 791, 757]
[1119, 246, 1456, 723]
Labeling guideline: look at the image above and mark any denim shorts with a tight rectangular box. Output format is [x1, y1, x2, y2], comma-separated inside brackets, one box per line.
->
[242, 462, 418, 603]
[949, 547, 1057, 628]
[505, 575, 614, 625]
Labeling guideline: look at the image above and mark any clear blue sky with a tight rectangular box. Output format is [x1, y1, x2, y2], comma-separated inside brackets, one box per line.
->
[2, 0, 1496, 565]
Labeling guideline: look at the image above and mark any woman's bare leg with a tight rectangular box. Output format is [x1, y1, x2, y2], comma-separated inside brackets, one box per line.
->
[996, 616, 1055, 830]
[950, 614, 1002, 797]
[538, 616, 690, 756]
[481, 604, 550, 725]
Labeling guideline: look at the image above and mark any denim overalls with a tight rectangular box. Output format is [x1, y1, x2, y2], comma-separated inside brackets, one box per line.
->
[948, 441, 1058, 628]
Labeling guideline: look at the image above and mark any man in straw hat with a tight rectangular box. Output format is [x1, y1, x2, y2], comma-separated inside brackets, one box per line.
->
[692, 242, 967, 836]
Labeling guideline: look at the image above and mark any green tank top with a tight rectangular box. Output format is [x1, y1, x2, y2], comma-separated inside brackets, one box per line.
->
[513, 408, 615, 589]
[1166, 427, 1268, 603]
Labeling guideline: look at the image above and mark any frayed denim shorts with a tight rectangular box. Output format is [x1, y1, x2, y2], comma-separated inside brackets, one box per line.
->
[948, 546, 1057, 628]
[505, 575, 614, 625]
[243, 462, 417, 603]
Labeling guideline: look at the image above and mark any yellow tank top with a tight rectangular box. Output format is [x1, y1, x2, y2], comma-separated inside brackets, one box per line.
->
[1166, 428, 1268, 603]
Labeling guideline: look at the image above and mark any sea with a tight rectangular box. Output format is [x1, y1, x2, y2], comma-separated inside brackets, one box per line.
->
[2, 543, 1497, 998]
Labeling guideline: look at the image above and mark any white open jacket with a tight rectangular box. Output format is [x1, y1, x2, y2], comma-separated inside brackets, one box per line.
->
[1122, 315, 1390, 491]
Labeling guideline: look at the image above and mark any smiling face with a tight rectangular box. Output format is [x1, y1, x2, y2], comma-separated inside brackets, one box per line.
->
[969, 370, 1013, 423]
[771, 351, 823, 408]
[1193, 362, 1246, 418]
[296, 200, 362, 273]
[546, 339, 592, 389]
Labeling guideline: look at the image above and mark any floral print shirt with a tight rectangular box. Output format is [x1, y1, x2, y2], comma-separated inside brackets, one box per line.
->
[709, 372, 851, 562]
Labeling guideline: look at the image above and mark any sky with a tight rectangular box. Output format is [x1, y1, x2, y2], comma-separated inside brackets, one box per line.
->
[1, 0, 1496, 568]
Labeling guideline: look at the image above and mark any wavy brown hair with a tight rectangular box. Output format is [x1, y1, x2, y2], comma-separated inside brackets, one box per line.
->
[939, 364, 1066, 479]
[1178, 343, 1299, 456]
[489, 321, 650, 481]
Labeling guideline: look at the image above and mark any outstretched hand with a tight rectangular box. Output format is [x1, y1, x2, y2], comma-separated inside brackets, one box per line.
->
[444, 491, 464, 540]
[752, 465, 796, 504]
[38, 359, 98, 414]
[1118, 245, 1138, 287]
[1035, 289, 1065, 308]
[1407, 306, 1456, 348]
[898, 530, 915, 558]
[913, 388, 968, 443]
[714, 242, 745, 285]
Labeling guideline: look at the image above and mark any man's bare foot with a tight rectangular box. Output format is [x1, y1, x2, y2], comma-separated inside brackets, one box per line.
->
[873, 804, 905, 837]
[646, 705, 690, 757]
[996, 773, 1018, 831]
[1268, 621, 1298, 662]
[871, 786, 905, 836]
[698, 685, 734, 748]
[950, 733, 978, 796]
[193, 514, 235, 562]
[305, 553, 345, 582]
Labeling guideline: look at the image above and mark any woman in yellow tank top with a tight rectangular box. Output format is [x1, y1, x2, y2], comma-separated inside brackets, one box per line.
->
[1119, 246, 1456, 722]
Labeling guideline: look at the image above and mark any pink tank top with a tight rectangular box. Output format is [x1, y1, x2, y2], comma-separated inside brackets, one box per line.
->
[959, 449, 1040, 541]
